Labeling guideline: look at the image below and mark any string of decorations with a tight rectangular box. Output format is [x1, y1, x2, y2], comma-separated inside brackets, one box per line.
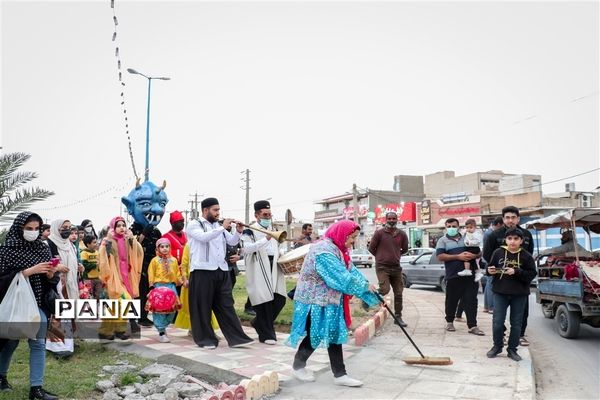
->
[110, 0, 139, 181]
[37, 179, 134, 211]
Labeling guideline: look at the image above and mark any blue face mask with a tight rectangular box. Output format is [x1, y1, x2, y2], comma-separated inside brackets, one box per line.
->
[259, 219, 271, 229]
[446, 227, 458, 236]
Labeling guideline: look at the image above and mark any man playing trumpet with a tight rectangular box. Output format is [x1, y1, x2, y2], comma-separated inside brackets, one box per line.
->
[240, 200, 287, 345]
[186, 197, 254, 349]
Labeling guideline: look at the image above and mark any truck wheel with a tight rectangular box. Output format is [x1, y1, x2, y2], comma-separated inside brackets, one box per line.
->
[541, 303, 554, 319]
[556, 304, 581, 339]
[440, 278, 447, 293]
[402, 274, 411, 288]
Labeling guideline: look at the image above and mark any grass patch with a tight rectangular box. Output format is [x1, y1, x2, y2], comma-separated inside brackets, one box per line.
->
[0, 340, 151, 400]
[233, 274, 296, 325]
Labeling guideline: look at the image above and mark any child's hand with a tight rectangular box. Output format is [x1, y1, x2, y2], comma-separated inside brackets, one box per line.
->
[487, 266, 497, 275]
[183, 279, 189, 288]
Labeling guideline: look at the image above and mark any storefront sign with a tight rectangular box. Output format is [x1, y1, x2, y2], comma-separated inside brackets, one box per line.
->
[375, 202, 416, 224]
[420, 200, 431, 224]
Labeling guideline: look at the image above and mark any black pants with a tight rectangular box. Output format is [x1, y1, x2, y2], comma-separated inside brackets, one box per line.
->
[252, 294, 286, 342]
[139, 263, 151, 321]
[189, 269, 252, 348]
[455, 282, 479, 318]
[293, 313, 346, 378]
[445, 277, 478, 328]
[521, 297, 529, 336]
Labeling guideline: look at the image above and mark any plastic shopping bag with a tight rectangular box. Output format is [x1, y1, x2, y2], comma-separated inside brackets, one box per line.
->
[0, 272, 41, 339]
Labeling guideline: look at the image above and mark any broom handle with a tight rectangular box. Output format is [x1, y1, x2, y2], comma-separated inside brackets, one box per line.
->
[376, 292, 426, 359]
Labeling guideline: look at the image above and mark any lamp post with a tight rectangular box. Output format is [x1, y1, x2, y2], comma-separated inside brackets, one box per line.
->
[127, 68, 170, 182]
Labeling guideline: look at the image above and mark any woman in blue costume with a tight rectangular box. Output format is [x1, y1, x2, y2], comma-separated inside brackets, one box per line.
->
[287, 220, 379, 387]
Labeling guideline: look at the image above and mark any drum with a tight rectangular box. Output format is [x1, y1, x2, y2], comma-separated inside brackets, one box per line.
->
[278, 244, 311, 275]
[145, 286, 181, 314]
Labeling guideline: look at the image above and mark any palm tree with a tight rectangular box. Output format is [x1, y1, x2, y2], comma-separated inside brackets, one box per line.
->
[0, 152, 53, 222]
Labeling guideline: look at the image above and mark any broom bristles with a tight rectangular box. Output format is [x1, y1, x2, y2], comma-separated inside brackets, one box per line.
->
[402, 356, 453, 366]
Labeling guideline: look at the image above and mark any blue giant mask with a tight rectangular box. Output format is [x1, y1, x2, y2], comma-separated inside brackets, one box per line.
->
[121, 179, 169, 227]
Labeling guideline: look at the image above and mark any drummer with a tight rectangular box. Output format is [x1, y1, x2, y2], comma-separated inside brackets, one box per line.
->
[240, 200, 287, 345]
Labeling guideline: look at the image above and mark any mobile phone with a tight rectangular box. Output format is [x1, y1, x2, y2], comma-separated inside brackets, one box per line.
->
[49, 257, 60, 267]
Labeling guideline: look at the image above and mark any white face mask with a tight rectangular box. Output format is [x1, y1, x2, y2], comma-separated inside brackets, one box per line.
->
[23, 230, 39, 242]
[84, 227, 93, 233]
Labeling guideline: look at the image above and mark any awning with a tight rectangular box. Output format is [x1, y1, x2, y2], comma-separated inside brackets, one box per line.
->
[525, 208, 600, 233]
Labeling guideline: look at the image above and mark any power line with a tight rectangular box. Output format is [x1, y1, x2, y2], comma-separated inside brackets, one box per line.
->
[37, 179, 133, 211]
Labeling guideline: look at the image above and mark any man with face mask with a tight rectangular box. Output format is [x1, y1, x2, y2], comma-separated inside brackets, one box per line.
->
[240, 200, 287, 344]
[368, 212, 409, 327]
[437, 218, 484, 335]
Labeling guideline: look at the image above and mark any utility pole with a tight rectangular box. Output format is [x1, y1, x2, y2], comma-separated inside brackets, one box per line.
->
[188, 192, 202, 220]
[241, 169, 251, 224]
[352, 183, 359, 223]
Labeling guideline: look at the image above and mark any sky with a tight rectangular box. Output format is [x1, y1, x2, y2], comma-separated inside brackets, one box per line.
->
[1, 0, 599, 232]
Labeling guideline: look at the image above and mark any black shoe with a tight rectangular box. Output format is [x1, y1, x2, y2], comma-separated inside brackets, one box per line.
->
[0, 375, 12, 391]
[29, 386, 58, 400]
[394, 318, 408, 328]
[244, 308, 256, 316]
[138, 319, 154, 327]
[507, 349, 522, 362]
[486, 346, 502, 358]
[115, 332, 130, 341]
[129, 320, 140, 335]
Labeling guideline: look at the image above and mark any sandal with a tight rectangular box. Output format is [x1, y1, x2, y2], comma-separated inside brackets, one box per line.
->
[519, 336, 530, 346]
[446, 323, 456, 332]
[468, 326, 485, 336]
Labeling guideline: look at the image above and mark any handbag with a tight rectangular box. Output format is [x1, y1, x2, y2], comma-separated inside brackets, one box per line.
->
[0, 272, 41, 339]
[46, 315, 65, 343]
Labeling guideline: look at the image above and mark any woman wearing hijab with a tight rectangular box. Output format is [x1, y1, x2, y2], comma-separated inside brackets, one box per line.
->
[45, 220, 82, 359]
[97, 216, 143, 340]
[79, 219, 98, 240]
[0, 212, 67, 399]
[287, 220, 379, 387]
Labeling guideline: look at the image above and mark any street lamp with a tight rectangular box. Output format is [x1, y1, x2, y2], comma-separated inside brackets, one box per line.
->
[127, 68, 170, 182]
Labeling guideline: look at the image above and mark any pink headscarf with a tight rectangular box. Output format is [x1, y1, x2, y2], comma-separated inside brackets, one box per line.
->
[108, 216, 133, 297]
[109, 216, 126, 239]
[324, 220, 360, 267]
[323, 220, 360, 328]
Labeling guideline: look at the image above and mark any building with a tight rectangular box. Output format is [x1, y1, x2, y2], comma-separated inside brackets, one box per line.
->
[314, 177, 425, 248]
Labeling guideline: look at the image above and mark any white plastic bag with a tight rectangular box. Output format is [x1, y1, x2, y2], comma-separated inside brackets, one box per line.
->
[0, 272, 41, 339]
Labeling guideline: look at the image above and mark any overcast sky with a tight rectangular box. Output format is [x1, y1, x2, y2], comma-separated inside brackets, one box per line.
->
[1, 0, 598, 231]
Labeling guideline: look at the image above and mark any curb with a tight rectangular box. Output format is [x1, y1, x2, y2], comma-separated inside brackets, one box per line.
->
[354, 298, 392, 347]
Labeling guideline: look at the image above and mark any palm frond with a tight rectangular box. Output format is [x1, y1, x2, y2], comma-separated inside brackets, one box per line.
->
[0, 171, 38, 198]
[0, 187, 54, 222]
[0, 153, 31, 181]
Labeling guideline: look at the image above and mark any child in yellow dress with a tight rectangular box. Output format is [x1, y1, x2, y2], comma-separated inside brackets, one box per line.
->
[148, 238, 183, 343]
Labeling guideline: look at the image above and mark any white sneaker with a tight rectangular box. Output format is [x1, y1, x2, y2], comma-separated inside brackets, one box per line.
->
[334, 375, 363, 387]
[458, 269, 472, 276]
[158, 334, 170, 343]
[263, 339, 277, 345]
[230, 340, 254, 348]
[475, 272, 483, 282]
[292, 368, 315, 382]
[200, 344, 216, 350]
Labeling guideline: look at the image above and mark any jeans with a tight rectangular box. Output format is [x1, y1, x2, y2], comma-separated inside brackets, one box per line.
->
[484, 277, 494, 310]
[492, 293, 527, 351]
[0, 308, 47, 386]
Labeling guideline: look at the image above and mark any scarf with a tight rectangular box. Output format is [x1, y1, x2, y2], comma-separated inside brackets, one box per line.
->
[48, 219, 79, 299]
[155, 237, 172, 274]
[110, 216, 133, 296]
[0, 212, 52, 308]
[323, 220, 360, 328]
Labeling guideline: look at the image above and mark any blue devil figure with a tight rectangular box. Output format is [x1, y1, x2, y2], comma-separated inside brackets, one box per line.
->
[121, 178, 169, 326]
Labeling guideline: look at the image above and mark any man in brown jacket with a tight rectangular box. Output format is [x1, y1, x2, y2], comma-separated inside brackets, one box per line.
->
[368, 212, 409, 327]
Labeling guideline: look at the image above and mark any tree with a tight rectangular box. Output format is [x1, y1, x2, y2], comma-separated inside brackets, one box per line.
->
[0, 152, 54, 222]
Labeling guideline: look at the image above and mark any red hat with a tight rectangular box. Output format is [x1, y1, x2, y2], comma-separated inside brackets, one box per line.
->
[169, 211, 184, 224]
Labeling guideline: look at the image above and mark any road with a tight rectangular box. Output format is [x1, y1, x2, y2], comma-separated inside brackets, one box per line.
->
[356, 266, 600, 400]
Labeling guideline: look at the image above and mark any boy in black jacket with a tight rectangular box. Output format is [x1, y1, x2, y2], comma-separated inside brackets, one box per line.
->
[486, 228, 537, 361]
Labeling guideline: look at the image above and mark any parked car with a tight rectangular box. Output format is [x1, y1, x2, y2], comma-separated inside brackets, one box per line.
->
[351, 248, 375, 268]
[401, 253, 446, 292]
[401, 247, 436, 263]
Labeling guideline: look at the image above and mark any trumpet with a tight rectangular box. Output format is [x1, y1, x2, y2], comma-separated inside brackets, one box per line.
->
[218, 219, 288, 243]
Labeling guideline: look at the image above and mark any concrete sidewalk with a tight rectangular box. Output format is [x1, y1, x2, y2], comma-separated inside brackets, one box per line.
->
[122, 288, 534, 399]
[277, 288, 535, 400]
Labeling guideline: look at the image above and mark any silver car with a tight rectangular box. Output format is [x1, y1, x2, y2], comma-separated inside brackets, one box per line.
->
[402, 253, 447, 292]
[351, 248, 375, 268]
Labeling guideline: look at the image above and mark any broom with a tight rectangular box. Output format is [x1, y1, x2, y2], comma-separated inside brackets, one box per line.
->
[375, 293, 452, 366]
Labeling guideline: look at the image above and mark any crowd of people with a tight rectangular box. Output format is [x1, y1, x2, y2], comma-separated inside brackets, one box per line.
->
[0, 201, 542, 398]
[0, 197, 383, 398]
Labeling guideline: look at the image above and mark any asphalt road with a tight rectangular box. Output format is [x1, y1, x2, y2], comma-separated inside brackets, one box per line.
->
[356, 266, 600, 400]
